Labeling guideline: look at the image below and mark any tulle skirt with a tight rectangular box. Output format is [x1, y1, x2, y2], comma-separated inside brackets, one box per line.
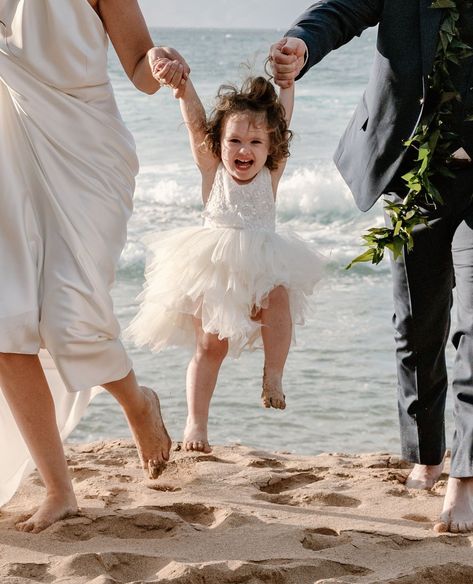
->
[127, 226, 325, 357]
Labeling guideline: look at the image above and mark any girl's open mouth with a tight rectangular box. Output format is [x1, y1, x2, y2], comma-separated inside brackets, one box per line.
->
[235, 159, 253, 170]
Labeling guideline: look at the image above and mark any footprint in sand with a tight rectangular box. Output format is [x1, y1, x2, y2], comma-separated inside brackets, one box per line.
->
[165, 454, 234, 477]
[257, 471, 324, 494]
[254, 489, 361, 508]
[156, 559, 370, 582]
[386, 486, 425, 498]
[382, 563, 473, 583]
[112, 473, 134, 484]
[191, 454, 234, 464]
[301, 527, 348, 551]
[99, 487, 133, 507]
[70, 467, 101, 483]
[147, 503, 218, 528]
[310, 526, 340, 535]
[95, 456, 128, 467]
[246, 457, 284, 469]
[0, 562, 49, 580]
[48, 510, 184, 541]
[51, 552, 168, 583]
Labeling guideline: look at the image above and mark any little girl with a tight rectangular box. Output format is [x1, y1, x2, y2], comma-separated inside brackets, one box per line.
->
[127, 59, 324, 453]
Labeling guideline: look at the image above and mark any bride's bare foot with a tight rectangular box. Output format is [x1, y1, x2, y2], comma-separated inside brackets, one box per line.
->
[405, 462, 444, 489]
[126, 387, 172, 479]
[16, 491, 78, 534]
[434, 477, 473, 533]
[261, 370, 286, 410]
[183, 419, 212, 453]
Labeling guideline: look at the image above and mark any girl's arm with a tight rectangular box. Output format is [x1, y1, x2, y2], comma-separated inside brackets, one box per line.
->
[154, 60, 219, 201]
[271, 82, 295, 191]
[179, 80, 220, 201]
[97, 0, 189, 94]
[279, 82, 295, 126]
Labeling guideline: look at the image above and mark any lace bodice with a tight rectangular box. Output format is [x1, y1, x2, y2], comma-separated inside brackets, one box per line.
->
[203, 165, 276, 231]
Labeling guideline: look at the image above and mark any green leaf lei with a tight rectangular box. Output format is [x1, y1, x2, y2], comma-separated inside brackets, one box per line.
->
[347, 0, 473, 269]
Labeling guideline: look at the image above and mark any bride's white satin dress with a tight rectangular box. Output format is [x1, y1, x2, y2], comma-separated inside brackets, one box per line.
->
[0, 0, 139, 505]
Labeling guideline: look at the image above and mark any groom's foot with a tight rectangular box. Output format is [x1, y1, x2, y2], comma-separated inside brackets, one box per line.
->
[434, 477, 473, 533]
[183, 419, 212, 453]
[127, 387, 172, 479]
[405, 462, 444, 490]
[261, 370, 286, 410]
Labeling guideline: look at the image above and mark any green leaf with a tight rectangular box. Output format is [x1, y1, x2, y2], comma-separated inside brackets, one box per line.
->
[431, 0, 456, 8]
[393, 220, 403, 236]
[345, 248, 377, 270]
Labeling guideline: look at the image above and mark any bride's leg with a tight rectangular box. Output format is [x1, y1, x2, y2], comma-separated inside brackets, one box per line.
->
[103, 370, 172, 479]
[260, 286, 292, 409]
[183, 319, 228, 453]
[0, 353, 78, 533]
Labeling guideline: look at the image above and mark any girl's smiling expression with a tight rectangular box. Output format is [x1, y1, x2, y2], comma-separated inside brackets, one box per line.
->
[220, 113, 270, 184]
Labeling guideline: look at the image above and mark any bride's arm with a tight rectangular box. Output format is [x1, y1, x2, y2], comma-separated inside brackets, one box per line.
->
[97, 0, 189, 94]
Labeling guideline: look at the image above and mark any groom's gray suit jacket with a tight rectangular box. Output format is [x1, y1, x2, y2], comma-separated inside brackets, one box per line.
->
[287, 0, 445, 211]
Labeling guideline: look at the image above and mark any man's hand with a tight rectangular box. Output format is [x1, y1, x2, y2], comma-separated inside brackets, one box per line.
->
[269, 38, 307, 88]
[148, 47, 190, 98]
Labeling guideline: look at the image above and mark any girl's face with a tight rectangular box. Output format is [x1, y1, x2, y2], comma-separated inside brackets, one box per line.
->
[220, 112, 270, 184]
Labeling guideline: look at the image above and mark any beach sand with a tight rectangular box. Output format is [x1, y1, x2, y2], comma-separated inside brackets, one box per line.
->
[0, 441, 472, 583]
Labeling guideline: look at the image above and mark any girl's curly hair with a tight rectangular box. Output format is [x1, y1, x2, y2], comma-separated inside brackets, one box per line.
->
[205, 76, 292, 171]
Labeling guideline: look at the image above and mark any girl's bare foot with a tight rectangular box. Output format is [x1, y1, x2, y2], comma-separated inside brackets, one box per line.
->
[434, 477, 473, 533]
[16, 491, 78, 534]
[261, 370, 286, 409]
[405, 462, 444, 489]
[126, 387, 172, 479]
[183, 419, 212, 453]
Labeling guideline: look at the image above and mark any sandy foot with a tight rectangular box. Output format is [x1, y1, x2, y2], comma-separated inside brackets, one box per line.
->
[127, 387, 172, 479]
[261, 371, 286, 410]
[405, 462, 444, 490]
[15, 492, 78, 534]
[183, 420, 212, 453]
[434, 477, 473, 533]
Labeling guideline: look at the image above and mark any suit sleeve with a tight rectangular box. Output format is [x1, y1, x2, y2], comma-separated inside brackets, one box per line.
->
[285, 0, 383, 78]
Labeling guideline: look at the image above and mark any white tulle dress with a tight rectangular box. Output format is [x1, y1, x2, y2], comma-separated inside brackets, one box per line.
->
[127, 164, 324, 356]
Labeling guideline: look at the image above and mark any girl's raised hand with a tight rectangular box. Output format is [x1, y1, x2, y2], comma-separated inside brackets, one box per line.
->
[151, 57, 188, 98]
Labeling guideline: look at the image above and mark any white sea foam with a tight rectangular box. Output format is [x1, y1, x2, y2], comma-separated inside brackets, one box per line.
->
[277, 164, 359, 222]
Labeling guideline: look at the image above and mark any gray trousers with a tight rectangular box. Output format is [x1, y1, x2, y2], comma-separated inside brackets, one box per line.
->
[388, 167, 473, 477]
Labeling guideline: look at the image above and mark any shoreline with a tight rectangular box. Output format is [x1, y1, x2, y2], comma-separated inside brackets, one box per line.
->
[1, 441, 472, 583]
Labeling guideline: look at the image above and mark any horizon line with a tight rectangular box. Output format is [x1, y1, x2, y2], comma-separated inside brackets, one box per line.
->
[147, 25, 286, 31]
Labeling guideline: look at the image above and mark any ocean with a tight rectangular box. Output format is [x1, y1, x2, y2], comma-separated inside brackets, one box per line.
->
[70, 27, 456, 455]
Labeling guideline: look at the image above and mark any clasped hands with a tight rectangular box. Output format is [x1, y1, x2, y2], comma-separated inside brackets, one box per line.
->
[148, 36, 308, 96]
[147, 46, 190, 98]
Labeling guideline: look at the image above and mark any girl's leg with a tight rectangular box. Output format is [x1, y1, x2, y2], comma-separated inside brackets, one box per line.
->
[184, 319, 228, 453]
[0, 353, 78, 534]
[104, 370, 172, 479]
[260, 286, 292, 409]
